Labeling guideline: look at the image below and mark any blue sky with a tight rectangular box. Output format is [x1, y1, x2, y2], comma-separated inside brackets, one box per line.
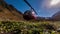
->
[4, 0, 60, 17]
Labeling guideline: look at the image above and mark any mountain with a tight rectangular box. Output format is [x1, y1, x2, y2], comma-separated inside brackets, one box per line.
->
[37, 11, 60, 21]
[0, 0, 24, 21]
[52, 11, 60, 20]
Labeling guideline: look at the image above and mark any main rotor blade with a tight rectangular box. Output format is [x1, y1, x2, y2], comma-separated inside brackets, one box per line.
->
[24, 0, 37, 14]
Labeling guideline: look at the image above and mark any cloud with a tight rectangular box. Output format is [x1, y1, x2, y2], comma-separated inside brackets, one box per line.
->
[40, 0, 60, 16]
[41, 0, 60, 9]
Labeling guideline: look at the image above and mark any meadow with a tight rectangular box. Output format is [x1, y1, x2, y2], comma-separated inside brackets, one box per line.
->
[0, 21, 60, 34]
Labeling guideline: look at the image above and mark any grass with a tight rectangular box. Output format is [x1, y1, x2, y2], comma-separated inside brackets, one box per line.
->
[0, 21, 60, 34]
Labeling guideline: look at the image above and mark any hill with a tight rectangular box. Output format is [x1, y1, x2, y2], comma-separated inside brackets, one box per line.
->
[52, 11, 60, 20]
[0, 0, 24, 21]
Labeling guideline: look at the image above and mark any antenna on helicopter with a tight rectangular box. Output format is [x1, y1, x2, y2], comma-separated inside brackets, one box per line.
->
[24, 0, 37, 15]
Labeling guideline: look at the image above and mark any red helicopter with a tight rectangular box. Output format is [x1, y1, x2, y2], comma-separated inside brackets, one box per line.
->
[23, 0, 38, 20]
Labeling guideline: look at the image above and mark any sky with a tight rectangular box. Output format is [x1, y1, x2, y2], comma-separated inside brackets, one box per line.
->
[4, 0, 60, 17]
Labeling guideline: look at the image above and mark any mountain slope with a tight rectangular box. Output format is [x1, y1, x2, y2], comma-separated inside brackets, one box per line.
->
[0, 0, 24, 21]
[52, 11, 60, 20]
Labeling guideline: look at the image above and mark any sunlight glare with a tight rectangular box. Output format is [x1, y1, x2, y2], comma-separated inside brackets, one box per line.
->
[50, 0, 60, 6]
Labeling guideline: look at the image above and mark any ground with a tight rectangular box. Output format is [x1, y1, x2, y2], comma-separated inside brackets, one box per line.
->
[0, 20, 60, 34]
